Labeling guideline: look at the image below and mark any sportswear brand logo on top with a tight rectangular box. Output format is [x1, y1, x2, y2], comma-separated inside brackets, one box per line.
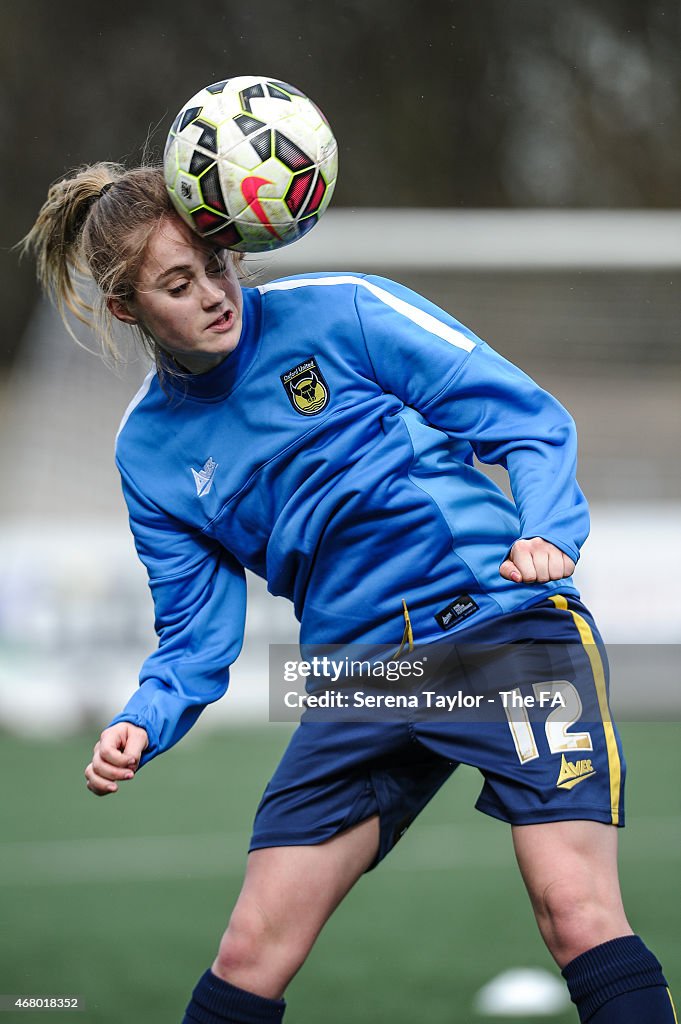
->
[191, 457, 218, 497]
[435, 593, 479, 630]
[556, 754, 596, 790]
[280, 357, 330, 416]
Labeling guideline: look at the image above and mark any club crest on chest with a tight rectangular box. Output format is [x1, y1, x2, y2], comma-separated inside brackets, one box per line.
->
[280, 356, 330, 416]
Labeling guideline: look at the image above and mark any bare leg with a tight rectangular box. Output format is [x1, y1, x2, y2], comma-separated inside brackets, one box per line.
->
[512, 819, 632, 968]
[212, 815, 380, 999]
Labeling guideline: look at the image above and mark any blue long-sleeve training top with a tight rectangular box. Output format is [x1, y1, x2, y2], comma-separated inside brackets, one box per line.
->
[109, 273, 588, 764]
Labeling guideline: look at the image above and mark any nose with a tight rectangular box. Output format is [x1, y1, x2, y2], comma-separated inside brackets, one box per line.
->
[200, 273, 225, 307]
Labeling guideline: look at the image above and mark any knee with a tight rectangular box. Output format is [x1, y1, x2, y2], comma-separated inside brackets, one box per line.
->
[214, 904, 269, 978]
[212, 901, 310, 995]
[535, 878, 629, 966]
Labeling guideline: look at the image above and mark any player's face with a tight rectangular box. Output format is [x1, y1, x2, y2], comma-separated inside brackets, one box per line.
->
[126, 216, 243, 373]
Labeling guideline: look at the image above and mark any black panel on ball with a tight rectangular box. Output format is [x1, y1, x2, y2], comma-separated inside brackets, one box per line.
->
[269, 80, 306, 98]
[179, 106, 202, 132]
[169, 111, 183, 136]
[274, 131, 312, 171]
[266, 84, 293, 102]
[189, 148, 215, 176]
[192, 209, 226, 233]
[200, 165, 228, 213]
[296, 214, 319, 237]
[235, 114, 265, 136]
[239, 84, 265, 113]
[249, 129, 273, 162]
[195, 121, 218, 154]
[209, 223, 243, 248]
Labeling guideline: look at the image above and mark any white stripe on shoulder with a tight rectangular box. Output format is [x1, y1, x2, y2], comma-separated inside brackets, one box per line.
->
[115, 368, 156, 443]
[258, 275, 475, 352]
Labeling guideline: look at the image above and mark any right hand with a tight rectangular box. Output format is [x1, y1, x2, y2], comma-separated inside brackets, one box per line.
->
[499, 537, 576, 584]
[84, 722, 149, 797]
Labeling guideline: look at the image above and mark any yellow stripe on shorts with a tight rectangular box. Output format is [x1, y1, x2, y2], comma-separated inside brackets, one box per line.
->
[549, 594, 621, 825]
[668, 988, 679, 1024]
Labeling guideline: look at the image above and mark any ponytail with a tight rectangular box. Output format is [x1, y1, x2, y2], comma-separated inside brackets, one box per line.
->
[20, 163, 124, 339]
[20, 162, 173, 364]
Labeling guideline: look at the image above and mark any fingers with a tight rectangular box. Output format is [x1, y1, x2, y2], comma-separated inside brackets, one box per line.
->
[84, 723, 149, 797]
[500, 538, 576, 584]
[102, 723, 148, 769]
[499, 558, 523, 584]
[84, 739, 135, 796]
[510, 540, 540, 582]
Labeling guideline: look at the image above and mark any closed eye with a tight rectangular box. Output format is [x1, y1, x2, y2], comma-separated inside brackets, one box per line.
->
[168, 281, 190, 296]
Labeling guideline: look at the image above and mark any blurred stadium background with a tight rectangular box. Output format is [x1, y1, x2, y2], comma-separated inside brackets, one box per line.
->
[1, 3, 679, 1022]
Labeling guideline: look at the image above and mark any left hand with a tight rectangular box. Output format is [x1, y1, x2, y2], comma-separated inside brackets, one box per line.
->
[499, 537, 576, 584]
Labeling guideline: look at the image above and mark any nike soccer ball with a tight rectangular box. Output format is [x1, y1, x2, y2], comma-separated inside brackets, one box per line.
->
[164, 76, 338, 253]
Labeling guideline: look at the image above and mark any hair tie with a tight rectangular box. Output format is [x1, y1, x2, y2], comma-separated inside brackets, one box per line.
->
[66, 181, 116, 244]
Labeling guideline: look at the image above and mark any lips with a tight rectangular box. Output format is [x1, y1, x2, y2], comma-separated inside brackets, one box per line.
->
[207, 310, 233, 331]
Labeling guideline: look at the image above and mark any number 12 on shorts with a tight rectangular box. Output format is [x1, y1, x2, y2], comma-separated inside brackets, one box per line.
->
[502, 680, 593, 763]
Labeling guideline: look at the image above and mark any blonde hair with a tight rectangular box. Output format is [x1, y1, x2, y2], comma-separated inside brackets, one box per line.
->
[21, 162, 242, 374]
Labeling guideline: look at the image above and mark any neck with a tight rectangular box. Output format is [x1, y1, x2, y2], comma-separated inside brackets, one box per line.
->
[164, 350, 230, 375]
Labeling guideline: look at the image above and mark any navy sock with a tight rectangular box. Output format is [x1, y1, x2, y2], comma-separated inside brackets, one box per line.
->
[562, 935, 677, 1023]
[182, 969, 286, 1024]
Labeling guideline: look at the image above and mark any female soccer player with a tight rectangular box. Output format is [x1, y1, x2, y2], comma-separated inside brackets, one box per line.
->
[24, 162, 676, 1024]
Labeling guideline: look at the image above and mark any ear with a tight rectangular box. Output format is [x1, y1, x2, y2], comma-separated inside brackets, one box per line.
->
[107, 295, 138, 325]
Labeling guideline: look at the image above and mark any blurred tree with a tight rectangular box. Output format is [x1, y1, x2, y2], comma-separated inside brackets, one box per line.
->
[2, 0, 680, 366]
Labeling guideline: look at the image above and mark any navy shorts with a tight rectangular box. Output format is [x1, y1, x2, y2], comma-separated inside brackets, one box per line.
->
[250, 594, 626, 868]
